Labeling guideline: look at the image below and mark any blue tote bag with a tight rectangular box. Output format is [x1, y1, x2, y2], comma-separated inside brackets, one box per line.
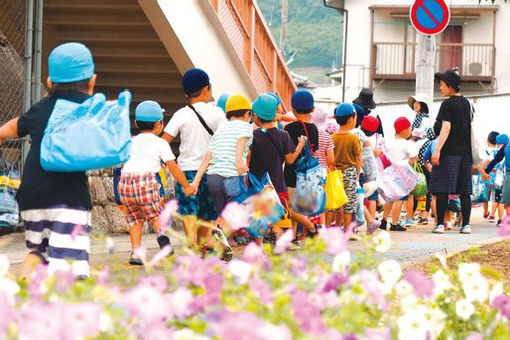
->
[41, 90, 132, 172]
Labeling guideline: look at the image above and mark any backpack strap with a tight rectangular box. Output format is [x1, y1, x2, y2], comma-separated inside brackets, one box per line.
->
[298, 121, 316, 152]
[188, 104, 214, 136]
[262, 130, 284, 162]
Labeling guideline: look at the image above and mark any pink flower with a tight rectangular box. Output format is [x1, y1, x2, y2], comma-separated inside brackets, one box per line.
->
[364, 328, 391, 340]
[18, 302, 63, 340]
[0, 293, 15, 336]
[53, 269, 76, 292]
[291, 257, 308, 277]
[497, 216, 510, 238]
[319, 227, 349, 255]
[465, 334, 484, 340]
[159, 199, 178, 231]
[242, 242, 271, 270]
[168, 287, 194, 319]
[98, 266, 110, 285]
[492, 295, 510, 319]
[61, 303, 101, 340]
[139, 276, 167, 292]
[221, 202, 250, 231]
[139, 323, 174, 340]
[403, 270, 434, 298]
[318, 273, 348, 294]
[249, 277, 273, 304]
[291, 290, 327, 335]
[122, 285, 171, 324]
[274, 229, 294, 254]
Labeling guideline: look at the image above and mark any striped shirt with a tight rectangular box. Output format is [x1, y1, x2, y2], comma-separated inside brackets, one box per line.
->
[316, 130, 334, 169]
[208, 120, 253, 177]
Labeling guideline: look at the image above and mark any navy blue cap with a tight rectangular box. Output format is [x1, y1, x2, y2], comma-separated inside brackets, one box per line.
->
[334, 103, 356, 118]
[182, 68, 210, 95]
[291, 90, 314, 112]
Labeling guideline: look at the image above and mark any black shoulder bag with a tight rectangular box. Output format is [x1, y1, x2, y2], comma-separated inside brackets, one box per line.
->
[188, 104, 214, 136]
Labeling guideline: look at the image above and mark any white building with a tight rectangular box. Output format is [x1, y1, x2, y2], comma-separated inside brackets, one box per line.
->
[319, 0, 510, 103]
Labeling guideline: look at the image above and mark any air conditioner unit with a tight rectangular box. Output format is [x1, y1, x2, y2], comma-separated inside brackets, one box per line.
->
[323, 0, 345, 10]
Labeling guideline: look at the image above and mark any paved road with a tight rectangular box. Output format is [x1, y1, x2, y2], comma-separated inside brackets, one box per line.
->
[0, 207, 502, 273]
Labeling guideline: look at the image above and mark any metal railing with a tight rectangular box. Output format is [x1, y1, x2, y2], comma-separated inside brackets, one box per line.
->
[372, 42, 495, 81]
[209, 0, 296, 110]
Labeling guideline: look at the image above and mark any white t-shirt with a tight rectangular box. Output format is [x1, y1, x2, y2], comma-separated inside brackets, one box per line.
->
[122, 133, 175, 174]
[351, 128, 367, 147]
[164, 102, 227, 171]
[387, 138, 419, 164]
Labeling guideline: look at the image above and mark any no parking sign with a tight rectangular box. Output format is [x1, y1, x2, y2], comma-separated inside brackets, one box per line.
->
[410, 0, 451, 35]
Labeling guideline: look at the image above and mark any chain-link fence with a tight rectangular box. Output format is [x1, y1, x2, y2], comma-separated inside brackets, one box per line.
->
[0, 0, 27, 165]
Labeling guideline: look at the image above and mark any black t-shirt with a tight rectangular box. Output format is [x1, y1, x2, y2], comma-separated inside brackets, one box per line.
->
[433, 95, 472, 157]
[249, 128, 295, 193]
[283, 121, 319, 188]
[16, 91, 92, 211]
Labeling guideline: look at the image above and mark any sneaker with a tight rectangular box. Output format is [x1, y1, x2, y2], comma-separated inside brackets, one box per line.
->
[417, 217, 429, 225]
[483, 213, 489, 220]
[212, 227, 233, 262]
[367, 220, 381, 235]
[390, 224, 407, 232]
[497, 219, 502, 227]
[349, 229, 361, 241]
[404, 219, 416, 227]
[432, 225, 445, 234]
[129, 252, 144, 266]
[460, 225, 471, 234]
[156, 235, 175, 255]
[489, 216, 495, 223]
[445, 223, 452, 230]
[379, 219, 388, 231]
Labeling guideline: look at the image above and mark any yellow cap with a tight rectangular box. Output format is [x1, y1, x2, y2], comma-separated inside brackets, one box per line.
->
[225, 94, 252, 113]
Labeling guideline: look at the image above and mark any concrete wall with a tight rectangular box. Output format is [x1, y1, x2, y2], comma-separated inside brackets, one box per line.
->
[154, 0, 258, 100]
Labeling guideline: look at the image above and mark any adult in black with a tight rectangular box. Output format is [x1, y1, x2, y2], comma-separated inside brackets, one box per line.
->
[430, 69, 473, 235]
[353, 87, 383, 135]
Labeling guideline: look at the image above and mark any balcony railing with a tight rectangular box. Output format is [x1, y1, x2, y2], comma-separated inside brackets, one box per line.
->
[371, 42, 495, 82]
[209, 0, 296, 110]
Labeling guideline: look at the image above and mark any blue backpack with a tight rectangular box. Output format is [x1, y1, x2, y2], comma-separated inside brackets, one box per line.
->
[292, 142, 326, 216]
[41, 91, 132, 172]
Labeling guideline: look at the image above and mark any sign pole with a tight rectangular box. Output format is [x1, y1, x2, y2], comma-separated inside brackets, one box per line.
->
[415, 33, 436, 113]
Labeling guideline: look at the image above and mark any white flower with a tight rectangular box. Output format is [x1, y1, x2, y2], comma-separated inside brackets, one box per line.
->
[435, 252, 448, 269]
[99, 312, 112, 332]
[332, 251, 351, 273]
[424, 307, 447, 339]
[456, 299, 475, 320]
[394, 280, 417, 308]
[489, 282, 504, 303]
[0, 278, 19, 297]
[258, 324, 292, 340]
[169, 287, 194, 319]
[458, 263, 481, 283]
[395, 280, 413, 297]
[463, 276, 489, 302]
[0, 255, 9, 278]
[228, 260, 252, 284]
[105, 237, 115, 254]
[378, 260, 402, 288]
[397, 307, 430, 340]
[174, 329, 211, 340]
[432, 270, 453, 297]
[373, 231, 392, 252]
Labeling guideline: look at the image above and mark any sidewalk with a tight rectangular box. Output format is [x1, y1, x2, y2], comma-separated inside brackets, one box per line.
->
[0, 208, 502, 271]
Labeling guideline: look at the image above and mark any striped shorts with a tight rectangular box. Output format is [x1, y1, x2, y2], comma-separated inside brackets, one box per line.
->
[118, 173, 163, 226]
[21, 205, 91, 277]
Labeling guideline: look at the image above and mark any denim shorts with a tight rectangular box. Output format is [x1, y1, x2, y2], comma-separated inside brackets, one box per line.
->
[206, 174, 245, 214]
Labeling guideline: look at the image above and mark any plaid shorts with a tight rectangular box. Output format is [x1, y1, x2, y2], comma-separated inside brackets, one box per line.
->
[118, 173, 163, 226]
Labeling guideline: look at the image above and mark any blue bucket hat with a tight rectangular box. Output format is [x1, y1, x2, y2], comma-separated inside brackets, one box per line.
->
[135, 100, 165, 122]
[334, 103, 356, 118]
[253, 94, 278, 121]
[265, 92, 281, 106]
[182, 68, 210, 96]
[291, 90, 314, 112]
[48, 42, 95, 83]
[216, 93, 230, 113]
[496, 134, 509, 145]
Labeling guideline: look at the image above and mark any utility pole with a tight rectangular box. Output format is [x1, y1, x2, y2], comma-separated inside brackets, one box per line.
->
[279, 0, 288, 49]
[415, 33, 436, 110]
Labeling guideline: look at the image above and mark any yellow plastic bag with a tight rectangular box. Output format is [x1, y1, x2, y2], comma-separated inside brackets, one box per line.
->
[325, 170, 348, 210]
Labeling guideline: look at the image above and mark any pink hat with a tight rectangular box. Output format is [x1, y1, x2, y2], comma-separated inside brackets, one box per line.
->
[312, 104, 338, 132]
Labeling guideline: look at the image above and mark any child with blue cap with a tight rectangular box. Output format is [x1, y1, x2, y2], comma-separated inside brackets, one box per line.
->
[162, 68, 226, 249]
[283, 90, 319, 198]
[249, 94, 317, 241]
[332, 103, 362, 233]
[0, 42, 99, 278]
[119, 100, 195, 265]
